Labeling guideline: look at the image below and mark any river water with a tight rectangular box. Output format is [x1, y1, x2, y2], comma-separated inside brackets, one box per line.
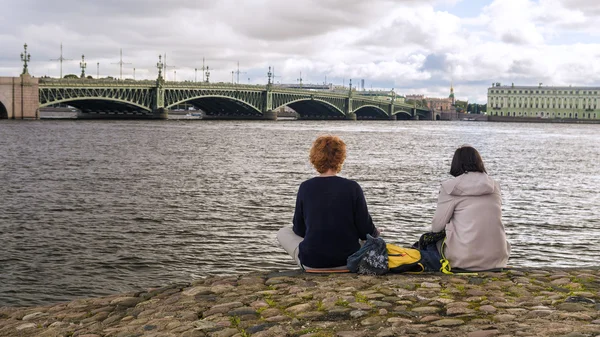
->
[0, 120, 599, 307]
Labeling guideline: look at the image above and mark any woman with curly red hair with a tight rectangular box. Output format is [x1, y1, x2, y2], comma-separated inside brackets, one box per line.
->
[277, 135, 379, 270]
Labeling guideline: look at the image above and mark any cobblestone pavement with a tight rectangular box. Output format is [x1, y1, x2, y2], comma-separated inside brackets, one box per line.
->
[1, 268, 599, 337]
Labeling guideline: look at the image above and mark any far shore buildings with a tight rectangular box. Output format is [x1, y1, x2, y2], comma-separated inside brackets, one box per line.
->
[487, 83, 600, 120]
[406, 83, 457, 113]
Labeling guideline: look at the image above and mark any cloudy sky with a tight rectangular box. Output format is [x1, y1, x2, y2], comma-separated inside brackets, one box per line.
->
[1, 0, 600, 102]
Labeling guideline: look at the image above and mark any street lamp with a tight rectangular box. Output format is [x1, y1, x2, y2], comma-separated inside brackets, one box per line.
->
[156, 55, 163, 80]
[20, 43, 31, 75]
[80, 54, 87, 78]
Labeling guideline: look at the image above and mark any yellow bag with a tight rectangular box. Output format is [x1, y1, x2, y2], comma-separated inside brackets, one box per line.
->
[386, 244, 424, 273]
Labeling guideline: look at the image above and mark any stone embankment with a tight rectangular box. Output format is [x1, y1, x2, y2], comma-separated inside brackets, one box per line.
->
[1, 268, 599, 337]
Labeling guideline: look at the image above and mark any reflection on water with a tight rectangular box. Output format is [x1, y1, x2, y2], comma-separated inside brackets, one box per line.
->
[0, 120, 598, 306]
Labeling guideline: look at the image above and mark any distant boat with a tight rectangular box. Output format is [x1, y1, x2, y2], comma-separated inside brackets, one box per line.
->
[185, 112, 203, 117]
[462, 117, 476, 121]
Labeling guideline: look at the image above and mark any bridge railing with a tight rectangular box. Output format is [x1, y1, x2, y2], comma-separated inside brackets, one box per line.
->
[39, 78, 157, 88]
[162, 81, 267, 90]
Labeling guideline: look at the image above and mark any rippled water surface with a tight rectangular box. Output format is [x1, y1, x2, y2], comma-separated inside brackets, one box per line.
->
[1, 120, 599, 306]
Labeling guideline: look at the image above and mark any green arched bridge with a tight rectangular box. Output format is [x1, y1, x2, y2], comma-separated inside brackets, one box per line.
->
[36, 78, 430, 120]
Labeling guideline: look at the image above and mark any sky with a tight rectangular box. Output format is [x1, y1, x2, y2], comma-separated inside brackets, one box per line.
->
[2, 0, 600, 103]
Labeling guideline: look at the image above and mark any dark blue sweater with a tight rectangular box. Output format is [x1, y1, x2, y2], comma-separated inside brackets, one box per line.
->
[292, 176, 376, 268]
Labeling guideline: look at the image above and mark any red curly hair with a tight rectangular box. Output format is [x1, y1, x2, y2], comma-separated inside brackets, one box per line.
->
[309, 135, 347, 174]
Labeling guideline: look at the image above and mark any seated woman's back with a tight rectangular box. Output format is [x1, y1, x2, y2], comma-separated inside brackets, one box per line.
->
[433, 172, 509, 270]
[277, 135, 377, 270]
[432, 146, 510, 271]
[294, 176, 374, 268]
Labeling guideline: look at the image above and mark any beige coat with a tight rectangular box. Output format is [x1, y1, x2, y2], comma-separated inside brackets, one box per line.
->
[432, 172, 510, 271]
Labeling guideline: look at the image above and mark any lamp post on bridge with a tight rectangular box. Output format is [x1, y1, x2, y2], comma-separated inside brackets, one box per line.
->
[267, 66, 272, 85]
[20, 43, 31, 75]
[200, 57, 208, 83]
[96, 62, 99, 79]
[297, 71, 303, 88]
[156, 55, 164, 81]
[205, 66, 210, 83]
[194, 68, 197, 82]
[80, 54, 87, 78]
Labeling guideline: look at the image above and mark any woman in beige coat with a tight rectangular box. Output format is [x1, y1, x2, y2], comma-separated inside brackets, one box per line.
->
[432, 146, 511, 271]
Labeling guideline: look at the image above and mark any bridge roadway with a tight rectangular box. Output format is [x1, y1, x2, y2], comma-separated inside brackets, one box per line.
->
[2, 75, 431, 120]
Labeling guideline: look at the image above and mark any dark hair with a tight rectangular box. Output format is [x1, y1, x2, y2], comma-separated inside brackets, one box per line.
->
[449, 146, 487, 177]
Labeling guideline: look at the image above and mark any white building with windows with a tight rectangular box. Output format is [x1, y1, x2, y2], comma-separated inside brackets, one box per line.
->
[487, 83, 599, 120]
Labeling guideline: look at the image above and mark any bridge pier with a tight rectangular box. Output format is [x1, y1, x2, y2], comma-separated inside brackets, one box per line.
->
[263, 110, 277, 120]
[345, 112, 357, 121]
[0, 74, 39, 119]
[389, 114, 397, 121]
[157, 108, 169, 120]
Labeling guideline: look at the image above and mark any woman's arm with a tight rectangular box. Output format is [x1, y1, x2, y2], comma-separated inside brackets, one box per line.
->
[292, 185, 306, 237]
[354, 184, 377, 239]
[432, 185, 455, 233]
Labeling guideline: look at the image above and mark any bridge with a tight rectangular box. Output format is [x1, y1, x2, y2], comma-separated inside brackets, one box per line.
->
[2, 76, 431, 121]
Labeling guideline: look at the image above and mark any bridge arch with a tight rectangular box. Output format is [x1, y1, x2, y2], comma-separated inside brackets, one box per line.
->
[167, 95, 262, 117]
[39, 97, 152, 112]
[274, 98, 345, 119]
[0, 100, 7, 119]
[353, 105, 389, 119]
[393, 110, 413, 120]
